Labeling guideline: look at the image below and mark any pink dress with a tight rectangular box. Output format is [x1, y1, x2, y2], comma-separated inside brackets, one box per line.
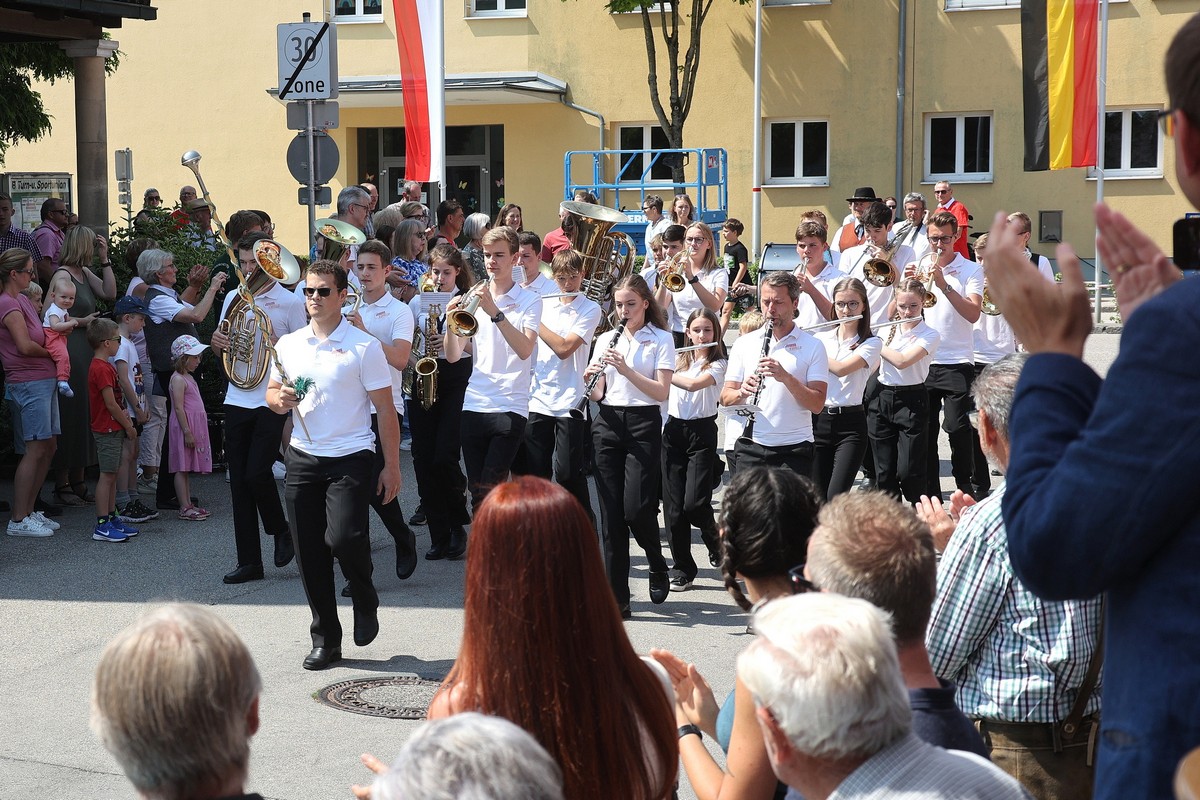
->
[168, 373, 212, 474]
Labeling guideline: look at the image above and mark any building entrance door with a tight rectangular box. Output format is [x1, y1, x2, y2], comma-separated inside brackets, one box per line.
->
[444, 158, 490, 219]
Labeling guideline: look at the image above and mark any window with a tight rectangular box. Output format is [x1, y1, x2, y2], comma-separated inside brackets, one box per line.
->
[764, 120, 829, 186]
[617, 125, 674, 183]
[471, 0, 527, 16]
[332, 0, 382, 21]
[944, 0, 1020, 9]
[764, 0, 831, 5]
[924, 113, 992, 182]
[1088, 108, 1163, 179]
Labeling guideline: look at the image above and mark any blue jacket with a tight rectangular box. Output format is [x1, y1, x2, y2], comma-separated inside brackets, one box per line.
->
[1002, 278, 1200, 798]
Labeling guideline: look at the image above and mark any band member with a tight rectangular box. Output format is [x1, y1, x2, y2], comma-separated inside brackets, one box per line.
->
[525, 250, 602, 517]
[213, 232, 307, 585]
[791, 220, 844, 328]
[841, 202, 916, 329]
[1005, 211, 1057, 282]
[407, 245, 473, 560]
[968, 233, 1013, 498]
[722, 271, 828, 475]
[348, 239, 418, 581]
[445, 226, 541, 517]
[829, 186, 879, 265]
[871, 278, 940, 503]
[812, 278, 882, 500]
[890, 192, 931, 262]
[721, 310, 765, 477]
[516, 231, 554, 294]
[662, 308, 727, 589]
[585, 274, 675, 616]
[655, 222, 727, 349]
[904, 211, 983, 499]
[266, 260, 400, 671]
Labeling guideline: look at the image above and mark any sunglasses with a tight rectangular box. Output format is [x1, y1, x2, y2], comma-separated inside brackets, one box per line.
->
[1159, 108, 1176, 138]
[147, 196, 162, 202]
[787, 565, 820, 594]
[302, 286, 335, 297]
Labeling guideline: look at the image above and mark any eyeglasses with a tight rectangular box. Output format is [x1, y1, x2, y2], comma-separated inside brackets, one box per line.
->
[105, 336, 122, 343]
[787, 565, 820, 594]
[1159, 108, 1176, 138]
[352, 203, 369, 213]
[302, 286, 334, 297]
[933, 189, 950, 195]
[834, 300, 862, 310]
[684, 237, 707, 245]
[50, 208, 67, 215]
[927, 235, 954, 244]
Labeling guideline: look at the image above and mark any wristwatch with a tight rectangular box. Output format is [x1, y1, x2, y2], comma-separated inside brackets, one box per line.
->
[678, 724, 702, 740]
[490, 310, 506, 324]
[687, 275, 700, 285]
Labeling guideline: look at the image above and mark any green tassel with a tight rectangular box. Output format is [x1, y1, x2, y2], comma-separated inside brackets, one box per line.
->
[292, 377, 315, 401]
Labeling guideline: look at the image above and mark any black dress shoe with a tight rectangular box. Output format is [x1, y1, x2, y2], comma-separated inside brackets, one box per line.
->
[394, 526, 417, 579]
[274, 532, 295, 568]
[341, 583, 353, 598]
[619, 605, 632, 620]
[408, 505, 427, 526]
[302, 646, 342, 670]
[354, 608, 379, 646]
[35, 494, 62, 517]
[446, 526, 467, 560]
[702, 531, 721, 568]
[649, 571, 670, 605]
[425, 545, 447, 561]
[223, 564, 265, 584]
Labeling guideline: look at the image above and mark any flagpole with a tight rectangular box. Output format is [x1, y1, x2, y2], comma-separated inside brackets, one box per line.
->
[1093, 0, 1109, 324]
[750, 0, 763, 264]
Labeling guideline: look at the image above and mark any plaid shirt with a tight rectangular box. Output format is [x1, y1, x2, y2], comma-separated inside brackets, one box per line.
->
[0, 226, 44, 264]
[926, 484, 1104, 723]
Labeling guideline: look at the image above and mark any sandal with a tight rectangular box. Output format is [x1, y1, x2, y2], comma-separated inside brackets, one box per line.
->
[71, 481, 95, 504]
[53, 484, 87, 507]
[179, 507, 209, 521]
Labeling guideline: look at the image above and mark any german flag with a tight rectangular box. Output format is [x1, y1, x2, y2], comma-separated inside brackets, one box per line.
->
[1021, 0, 1099, 171]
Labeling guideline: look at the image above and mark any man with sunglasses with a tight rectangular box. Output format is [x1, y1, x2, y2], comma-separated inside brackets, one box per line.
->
[133, 188, 163, 229]
[32, 198, 68, 284]
[933, 182, 971, 259]
[267, 260, 400, 671]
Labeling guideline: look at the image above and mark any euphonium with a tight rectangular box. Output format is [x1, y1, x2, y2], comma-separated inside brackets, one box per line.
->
[448, 278, 489, 338]
[862, 237, 904, 288]
[661, 247, 692, 293]
[218, 239, 301, 390]
[981, 285, 1001, 316]
[562, 201, 636, 331]
[315, 217, 367, 264]
[341, 284, 362, 318]
[415, 304, 441, 410]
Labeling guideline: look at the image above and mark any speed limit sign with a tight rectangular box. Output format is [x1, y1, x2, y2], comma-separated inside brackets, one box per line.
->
[277, 20, 339, 101]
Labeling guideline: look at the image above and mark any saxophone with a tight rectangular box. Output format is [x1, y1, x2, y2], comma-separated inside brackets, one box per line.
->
[415, 304, 441, 410]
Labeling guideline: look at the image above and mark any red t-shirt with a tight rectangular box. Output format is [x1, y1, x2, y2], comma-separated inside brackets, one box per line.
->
[88, 358, 123, 433]
[539, 227, 571, 262]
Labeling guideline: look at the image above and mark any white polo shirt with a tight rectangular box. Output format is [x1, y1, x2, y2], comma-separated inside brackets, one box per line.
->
[271, 318, 391, 458]
[815, 330, 882, 408]
[890, 221, 930, 262]
[793, 263, 846, 331]
[669, 267, 729, 333]
[589, 323, 675, 408]
[220, 282, 308, 409]
[725, 324, 828, 447]
[668, 358, 728, 420]
[973, 313, 1016, 365]
[522, 272, 555, 296]
[916, 254, 983, 365]
[530, 295, 602, 417]
[146, 285, 191, 324]
[358, 290, 415, 414]
[462, 283, 542, 417]
[879, 321, 940, 387]
[842, 242, 916, 328]
[642, 266, 681, 333]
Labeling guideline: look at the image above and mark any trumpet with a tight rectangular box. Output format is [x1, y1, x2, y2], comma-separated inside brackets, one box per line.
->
[448, 277, 490, 338]
[661, 247, 692, 293]
[415, 304, 441, 410]
[912, 250, 941, 308]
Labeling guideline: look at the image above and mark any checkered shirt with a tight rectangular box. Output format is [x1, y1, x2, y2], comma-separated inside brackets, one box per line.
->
[0, 227, 44, 264]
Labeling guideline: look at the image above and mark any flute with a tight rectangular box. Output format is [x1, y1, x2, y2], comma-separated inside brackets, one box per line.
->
[872, 317, 920, 329]
[676, 342, 718, 354]
[802, 315, 863, 333]
[539, 291, 585, 299]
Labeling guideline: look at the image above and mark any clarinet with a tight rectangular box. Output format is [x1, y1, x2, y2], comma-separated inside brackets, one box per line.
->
[570, 318, 628, 419]
[739, 319, 774, 442]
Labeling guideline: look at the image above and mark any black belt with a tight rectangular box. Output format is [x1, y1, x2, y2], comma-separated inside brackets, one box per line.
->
[880, 383, 925, 394]
[823, 405, 864, 416]
[975, 715, 1099, 750]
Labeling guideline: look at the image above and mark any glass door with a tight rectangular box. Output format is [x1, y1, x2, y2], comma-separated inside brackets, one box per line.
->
[444, 159, 490, 219]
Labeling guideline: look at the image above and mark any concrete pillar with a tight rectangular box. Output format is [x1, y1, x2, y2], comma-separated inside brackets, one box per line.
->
[58, 39, 119, 233]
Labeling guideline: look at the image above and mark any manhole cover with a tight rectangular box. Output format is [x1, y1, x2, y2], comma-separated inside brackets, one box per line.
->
[314, 676, 443, 719]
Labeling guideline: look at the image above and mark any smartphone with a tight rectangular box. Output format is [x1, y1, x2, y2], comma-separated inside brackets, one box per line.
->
[1173, 217, 1200, 272]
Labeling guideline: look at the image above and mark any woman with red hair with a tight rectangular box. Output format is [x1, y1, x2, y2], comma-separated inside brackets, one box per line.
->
[428, 475, 678, 800]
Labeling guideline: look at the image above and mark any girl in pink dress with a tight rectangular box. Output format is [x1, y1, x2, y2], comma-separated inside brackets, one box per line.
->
[168, 335, 212, 521]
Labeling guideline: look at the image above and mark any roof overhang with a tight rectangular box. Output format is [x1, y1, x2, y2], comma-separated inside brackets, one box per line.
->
[0, 0, 155, 42]
[268, 72, 568, 108]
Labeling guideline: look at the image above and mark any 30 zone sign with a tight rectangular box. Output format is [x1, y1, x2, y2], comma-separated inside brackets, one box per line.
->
[277, 21, 339, 101]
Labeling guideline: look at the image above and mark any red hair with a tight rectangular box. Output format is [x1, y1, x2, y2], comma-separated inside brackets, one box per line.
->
[443, 476, 677, 800]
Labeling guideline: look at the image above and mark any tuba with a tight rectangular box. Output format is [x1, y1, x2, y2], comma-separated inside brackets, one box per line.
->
[218, 239, 302, 390]
[415, 304, 441, 410]
[315, 217, 367, 264]
[562, 201, 636, 331]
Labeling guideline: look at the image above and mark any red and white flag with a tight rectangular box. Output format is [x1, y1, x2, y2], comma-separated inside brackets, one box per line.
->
[392, 0, 444, 183]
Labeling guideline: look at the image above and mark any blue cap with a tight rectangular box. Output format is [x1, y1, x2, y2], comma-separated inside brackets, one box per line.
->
[113, 296, 149, 316]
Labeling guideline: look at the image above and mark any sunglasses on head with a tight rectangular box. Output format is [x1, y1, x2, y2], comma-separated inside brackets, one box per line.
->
[302, 286, 334, 298]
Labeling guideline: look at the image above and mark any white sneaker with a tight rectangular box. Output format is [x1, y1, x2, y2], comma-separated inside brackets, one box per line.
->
[31, 511, 60, 531]
[7, 515, 53, 537]
[272, 462, 286, 481]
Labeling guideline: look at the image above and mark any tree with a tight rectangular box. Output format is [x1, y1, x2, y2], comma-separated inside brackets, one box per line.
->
[0, 40, 120, 166]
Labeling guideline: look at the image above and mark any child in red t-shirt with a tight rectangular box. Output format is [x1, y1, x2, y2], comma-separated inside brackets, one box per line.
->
[87, 318, 140, 543]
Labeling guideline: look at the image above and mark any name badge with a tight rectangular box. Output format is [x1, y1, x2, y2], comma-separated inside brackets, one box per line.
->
[785, 343, 798, 350]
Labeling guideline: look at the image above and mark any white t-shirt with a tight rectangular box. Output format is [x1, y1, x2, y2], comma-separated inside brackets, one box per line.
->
[219, 282, 308, 410]
[669, 268, 729, 333]
[1033, 252, 1057, 283]
[879, 321, 940, 386]
[973, 313, 1017, 365]
[270, 318, 392, 458]
[529, 295, 602, 417]
[522, 272, 555, 296]
[915, 254, 983, 365]
[462, 283, 542, 417]
[842, 242, 916, 328]
[358, 290, 415, 414]
[793, 263, 846, 331]
[725, 324, 828, 447]
[110, 336, 144, 417]
[643, 216, 671, 263]
[816, 330, 881, 408]
[43, 301, 70, 328]
[668, 357, 728, 420]
[890, 221, 931, 262]
[589, 323, 676, 408]
[146, 286, 191, 324]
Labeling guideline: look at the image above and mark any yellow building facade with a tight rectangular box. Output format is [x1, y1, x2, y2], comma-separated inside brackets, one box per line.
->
[4, 0, 1193, 260]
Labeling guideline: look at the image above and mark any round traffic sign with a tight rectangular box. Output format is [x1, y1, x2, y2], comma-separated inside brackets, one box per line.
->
[287, 131, 340, 185]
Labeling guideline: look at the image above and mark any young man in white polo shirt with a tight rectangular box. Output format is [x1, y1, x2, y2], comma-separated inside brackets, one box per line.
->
[517, 231, 555, 295]
[445, 226, 542, 522]
[904, 211, 983, 499]
[213, 232, 307, 586]
[348, 239, 418, 582]
[267, 260, 400, 671]
[791, 220, 844, 330]
[722, 271, 828, 475]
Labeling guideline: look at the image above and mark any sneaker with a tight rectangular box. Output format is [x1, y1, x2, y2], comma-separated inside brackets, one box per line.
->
[108, 517, 139, 538]
[137, 475, 157, 494]
[93, 520, 129, 543]
[130, 499, 159, 520]
[668, 569, 694, 592]
[119, 501, 156, 524]
[30, 511, 60, 531]
[272, 462, 287, 481]
[7, 515, 53, 537]
[57, 380, 74, 398]
[409, 505, 427, 526]
[399, 437, 412, 451]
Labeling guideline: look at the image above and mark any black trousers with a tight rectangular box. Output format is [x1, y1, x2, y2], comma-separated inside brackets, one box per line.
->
[969, 362, 992, 495]
[812, 406, 868, 500]
[870, 384, 928, 504]
[408, 360, 471, 550]
[924, 363, 977, 497]
[284, 448, 376, 649]
[733, 436, 814, 476]
[593, 404, 668, 607]
[370, 411, 415, 553]
[661, 415, 719, 581]
[225, 404, 289, 568]
[461, 410, 527, 512]
[524, 411, 593, 523]
[860, 371, 883, 481]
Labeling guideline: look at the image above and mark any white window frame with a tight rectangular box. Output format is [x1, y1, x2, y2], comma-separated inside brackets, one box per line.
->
[924, 113, 994, 184]
[615, 124, 674, 185]
[330, 0, 383, 23]
[469, 0, 528, 19]
[764, 0, 831, 6]
[611, 3, 667, 14]
[764, 118, 830, 187]
[945, 0, 1124, 9]
[1087, 107, 1164, 181]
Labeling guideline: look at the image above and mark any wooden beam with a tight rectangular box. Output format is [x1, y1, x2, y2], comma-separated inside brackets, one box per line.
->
[0, 8, 103, 41]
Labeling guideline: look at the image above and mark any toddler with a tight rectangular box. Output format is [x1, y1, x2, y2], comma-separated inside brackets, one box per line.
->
[43, 275, 77, 397]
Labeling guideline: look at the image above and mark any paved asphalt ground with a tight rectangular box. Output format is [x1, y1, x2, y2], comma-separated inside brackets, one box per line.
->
[0, 332, 1121, 800]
